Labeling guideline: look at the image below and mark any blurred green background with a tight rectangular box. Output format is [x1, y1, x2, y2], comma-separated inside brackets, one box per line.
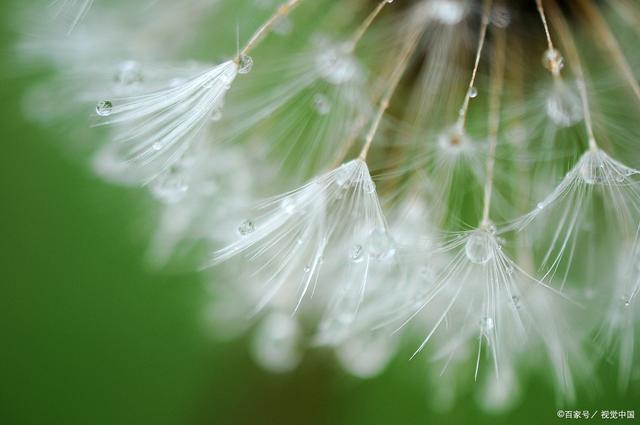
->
[0, 2, 638, 425]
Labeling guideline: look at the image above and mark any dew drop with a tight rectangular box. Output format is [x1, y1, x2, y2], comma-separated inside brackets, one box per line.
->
[312, 93, 331, 115]
[303, 265, 311, 273]
[152, 142, 163, 151]
[96, 100, 113, 116]
[580, 159, 605, 185]
[238, 55, 254, 74]
[536, 202, 545, 210]
[465, 231, 494, 265]
[238, 219, 255, 236]
[367, 228, 396, 261]
[350, 244, 364, 263]
[468, 87, 478, 98]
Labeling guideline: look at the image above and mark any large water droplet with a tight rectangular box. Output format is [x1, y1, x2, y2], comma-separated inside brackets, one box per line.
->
[465, 231, 494, 265]
[580, 156, 605, 185]
[96, 100, 113, 116]
[468, 86, 478, 98]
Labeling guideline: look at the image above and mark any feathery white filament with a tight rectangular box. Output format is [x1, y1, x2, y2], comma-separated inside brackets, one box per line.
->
[96, 61, 238, 180]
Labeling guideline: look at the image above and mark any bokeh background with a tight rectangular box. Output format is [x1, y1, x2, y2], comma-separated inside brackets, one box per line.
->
[1, 1, 639, 424]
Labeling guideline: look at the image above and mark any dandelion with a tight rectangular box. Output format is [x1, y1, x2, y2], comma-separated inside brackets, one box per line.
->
[15, 0, 640, 412]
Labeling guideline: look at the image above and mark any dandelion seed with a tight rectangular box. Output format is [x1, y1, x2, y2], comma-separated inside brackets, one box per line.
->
[95, 60, 238, 180]
[211, 159, 397, 338]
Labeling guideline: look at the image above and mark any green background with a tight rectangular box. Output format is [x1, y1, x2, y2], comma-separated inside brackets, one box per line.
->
[0, 2, 638, 425]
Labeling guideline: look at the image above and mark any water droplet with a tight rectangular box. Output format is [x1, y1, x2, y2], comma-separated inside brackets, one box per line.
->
[542, 48, 564, 74]
[622, 295, 631, 307]
[367, 228, 396, 261]
[465, 231, 494, 265]
[350, 244, 364, 263]
[487, 223, 497, 234]
[312, 93, 331, 115]
[238, 219, 255, 236]
[580, 157, 605, 185]
[468, 87, 478, 98]
[96, 100, 113, 116]
[505, 264, 514, 275]
[615, 174, 625, 183]
[536, 202, 545, 210]
[303, 265, 311, 273]
[238, 55, 254, 74]
[152, 142, 163, 151]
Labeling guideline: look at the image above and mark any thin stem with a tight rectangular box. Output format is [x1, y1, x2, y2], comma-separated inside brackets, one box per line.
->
[455, 0, 492, 132]
[236, 0, 302, 61]
[546, 0, 599, 150]
[345, 0, 393, 53]
[480, 27, 506, 227]
[535, 0, 555, 52]
[358, 29, 421, 161]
